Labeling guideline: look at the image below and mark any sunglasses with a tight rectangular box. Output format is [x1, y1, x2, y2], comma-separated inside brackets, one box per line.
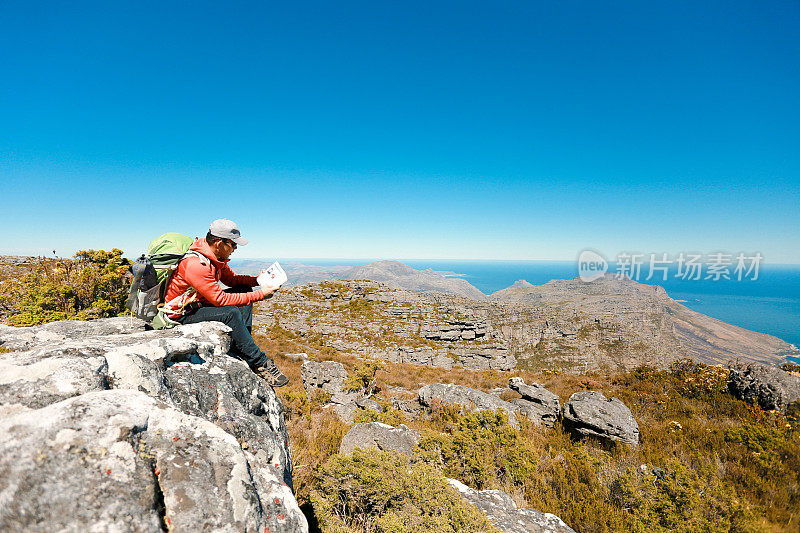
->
[224, 239, 238, 249]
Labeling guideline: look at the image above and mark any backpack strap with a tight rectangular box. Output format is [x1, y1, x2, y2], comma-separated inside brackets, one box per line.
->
[158, 250, 218, 319]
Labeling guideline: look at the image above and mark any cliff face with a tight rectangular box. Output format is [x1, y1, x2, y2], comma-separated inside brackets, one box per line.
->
[0, 318, 307, 532]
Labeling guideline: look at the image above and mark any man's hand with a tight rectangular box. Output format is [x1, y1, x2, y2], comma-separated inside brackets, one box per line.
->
[260, 286, 279, 299]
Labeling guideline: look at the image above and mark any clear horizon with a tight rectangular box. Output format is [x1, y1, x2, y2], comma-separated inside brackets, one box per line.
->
[2, 1, 798, 263]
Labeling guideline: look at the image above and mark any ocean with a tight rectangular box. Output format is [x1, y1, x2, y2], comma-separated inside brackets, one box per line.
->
[279, 259, 800, 360]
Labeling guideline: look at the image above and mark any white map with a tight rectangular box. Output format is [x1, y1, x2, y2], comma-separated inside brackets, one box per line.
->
[257, 261, 288, 289]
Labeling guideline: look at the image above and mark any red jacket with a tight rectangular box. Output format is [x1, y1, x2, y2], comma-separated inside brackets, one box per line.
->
[164, 238, 265, 318]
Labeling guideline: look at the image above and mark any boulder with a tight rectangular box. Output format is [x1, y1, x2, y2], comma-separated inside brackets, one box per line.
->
[301, 360, 347, 398]
[0, 318, 307, 532]
[0, 389, 307, 532]
[339, 422, 421, 455]
[508, 377, 560, 427]
[562, 391, 639, 446]
[447, 478, 575, 533]
[727, 363, 800, 412]
[418, 383, 519, 428]
[355, 396, 381, 412]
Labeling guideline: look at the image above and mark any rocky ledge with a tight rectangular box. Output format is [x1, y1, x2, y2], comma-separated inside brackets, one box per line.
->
[0, 318, 307, 532]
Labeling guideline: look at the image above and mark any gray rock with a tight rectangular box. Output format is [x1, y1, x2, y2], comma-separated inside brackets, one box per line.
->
[164, 356, 295, 488]
[392, 398, 424, 420]
[1, 321, 232, 368]
[301, 360, 347, 397]
[332, 401, 359, 424]
[339, 422, 420, 455]
[509, 377, 560, 427]
[447, 478, 575, 533]
[0, 354, 109, 408]
[355, 396, 381, 412]
[384, 345, 454, 369]
[728, 363, 800, 412]
[0, 322, 234, 411]
[0, 317, 148, 351]
[0, 318, 307, 532]
[301, 360, 361, 422]
[0, 389, 307, 532]
[562, 391, 639, 445]
[452, 344, 517, 371]
[418, 383, 519, 428]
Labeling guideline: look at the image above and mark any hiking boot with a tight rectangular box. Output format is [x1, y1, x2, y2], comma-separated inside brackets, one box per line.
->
[255, 360, 289, 387]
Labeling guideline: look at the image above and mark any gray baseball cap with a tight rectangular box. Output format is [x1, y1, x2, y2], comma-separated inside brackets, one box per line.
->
[209, 219, 249, 246]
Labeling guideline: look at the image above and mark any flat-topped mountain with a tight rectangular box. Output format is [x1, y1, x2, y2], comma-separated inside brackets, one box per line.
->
[339, 260, 485, 300]
[231, 259, 485, 298]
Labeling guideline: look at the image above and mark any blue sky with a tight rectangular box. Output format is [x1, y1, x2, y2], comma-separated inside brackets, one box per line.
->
[1, 1, 798, 263]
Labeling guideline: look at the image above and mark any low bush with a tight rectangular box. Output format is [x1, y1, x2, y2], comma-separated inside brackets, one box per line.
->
[311, 448, 496, 533]
[2, 250, 131, 326]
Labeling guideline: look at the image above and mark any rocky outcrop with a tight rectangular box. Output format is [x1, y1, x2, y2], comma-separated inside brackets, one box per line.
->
[727, 363, 800, 412]
[562, 391, 639, 446]
[421, 320, 489, 341]
[0, 317, 148, 351]
[339, 422, 421, 455]
[453, 344, 516, 371]
[0, 317, 307, 532]
[447, 478, 575, 533]
[418, 383, 519, 428]
[261, 274, 796, 376]
[508, 377, 560, 427]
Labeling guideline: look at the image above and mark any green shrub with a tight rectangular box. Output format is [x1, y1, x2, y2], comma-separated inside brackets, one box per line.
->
[311, 448, 496, 533]
[780, 363, 800, 374]
[417, 405, 536, 491]
[353, 398, 408, 426]
[344, 359, 383, 393]
[668, 359, 729, 401]
[3, 249, 132, 326]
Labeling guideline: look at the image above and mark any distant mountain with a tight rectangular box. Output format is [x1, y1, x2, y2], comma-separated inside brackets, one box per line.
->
[230, 260, 350, 286]
[491, 279, 534, 298]
[231, 259, 486, 299]
[339, 260, 486, 300]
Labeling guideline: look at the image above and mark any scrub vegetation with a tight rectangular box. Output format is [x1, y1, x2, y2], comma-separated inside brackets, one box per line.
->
[0, 250, 132, 326]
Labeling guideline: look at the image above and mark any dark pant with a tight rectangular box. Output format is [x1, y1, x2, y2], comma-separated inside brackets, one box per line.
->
[179, 285, 267, 369]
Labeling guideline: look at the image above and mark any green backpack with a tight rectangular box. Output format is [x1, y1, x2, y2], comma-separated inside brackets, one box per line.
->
[125, 233, 196, 327]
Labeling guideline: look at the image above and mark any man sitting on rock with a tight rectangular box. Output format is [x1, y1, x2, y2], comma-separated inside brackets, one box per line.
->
[163, 218, 289, 387]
